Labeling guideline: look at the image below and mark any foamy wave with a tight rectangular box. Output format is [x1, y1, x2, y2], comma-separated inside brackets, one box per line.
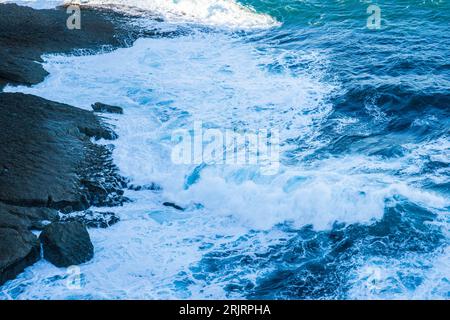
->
[67, 0, 279, 29]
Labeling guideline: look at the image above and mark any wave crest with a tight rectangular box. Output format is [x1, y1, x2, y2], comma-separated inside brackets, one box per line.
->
[68, 0, 279, 29]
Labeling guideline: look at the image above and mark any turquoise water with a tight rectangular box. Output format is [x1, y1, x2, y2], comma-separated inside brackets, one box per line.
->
[1, 0, 449, 299]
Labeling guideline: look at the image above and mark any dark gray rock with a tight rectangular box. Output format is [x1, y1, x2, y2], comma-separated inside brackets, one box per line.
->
[0, 3, 140, 90]
[163, 202, 185, 211]
[0, 93, 128, 210]
[128, 183, 162, 191]
[0, 3, 157, 285]
[0, 203, 42, 285]
[39, 222, 94, 268]
[61, 210, 120, 228]
[0, 227, 40, 286]
[0, 93, 128, 282]
[92, 102, 123, 114]
[0, 203, 58, 230]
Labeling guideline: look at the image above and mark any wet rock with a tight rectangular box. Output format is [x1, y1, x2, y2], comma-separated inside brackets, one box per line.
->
[0, 203, 58, 230]
[39, 222, 94, 268]
[128, 183, 162, 191]
[61, 210, 120, 228]
[0, 204, 42, 286]
[163, 202, 185, 211]
[79, 144, 130, 208]
[0, 3, 141, 90]
[0, 227, 40, 286]
[0, 3, 154, 285]
[92, 102, 123, 114]
[0, 93, 127, 211]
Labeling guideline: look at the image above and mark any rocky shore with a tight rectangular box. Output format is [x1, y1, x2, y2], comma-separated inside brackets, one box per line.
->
[0, 3, 145, 285]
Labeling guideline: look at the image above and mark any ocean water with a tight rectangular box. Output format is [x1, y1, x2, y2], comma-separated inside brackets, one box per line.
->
[1, 0, 449, 299]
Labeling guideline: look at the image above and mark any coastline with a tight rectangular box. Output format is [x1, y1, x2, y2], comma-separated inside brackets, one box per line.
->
[0, 0, 448, 300]
[0, 3, 139, 285]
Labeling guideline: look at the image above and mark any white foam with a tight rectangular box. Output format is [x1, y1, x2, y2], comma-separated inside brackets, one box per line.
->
[79, 0, 279, 29]
[2, 0, 279, 29]
[5, 33, 447, 231]
[0, 0, 62, 9]
[348, 247, 450, 300]
[2, 30, 449, 299]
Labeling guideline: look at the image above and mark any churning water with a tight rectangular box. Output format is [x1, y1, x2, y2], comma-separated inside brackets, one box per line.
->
[1, 0, 449, 299]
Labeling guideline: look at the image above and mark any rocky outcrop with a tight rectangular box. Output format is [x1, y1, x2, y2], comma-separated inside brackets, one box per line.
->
[92, 102, 124, 114]
[0, 2, 161, 286]
[0, 3, 141, 90]
[0, 92, 127, 283]
[0, 203, 58, 231]
[0, 203, 54, 285]
[39, 222, 94, 268]
[0, 228, 40, 286]
[0, 92, 128, 210]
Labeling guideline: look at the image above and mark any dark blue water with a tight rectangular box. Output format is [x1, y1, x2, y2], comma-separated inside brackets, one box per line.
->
[189, 0, 450, 299]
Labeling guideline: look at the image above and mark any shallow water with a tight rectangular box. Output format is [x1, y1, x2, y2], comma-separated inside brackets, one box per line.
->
[1, 0, 449, 299]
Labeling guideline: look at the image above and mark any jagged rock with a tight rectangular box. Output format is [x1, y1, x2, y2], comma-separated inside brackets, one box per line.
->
[79, 143, 130, 207]
[0, 93, 127, 211]
[0, 227, 40, 286]
[0, 3, 142, 90]
[39, 222, 94, 268]
[0, 203, 58, 230]
[0, 204, 43, 285]
[128, 183, 162, 191]
[61, 210, 120, 228]
[0, 3, 150, 285]
[92, 102, 123, 114]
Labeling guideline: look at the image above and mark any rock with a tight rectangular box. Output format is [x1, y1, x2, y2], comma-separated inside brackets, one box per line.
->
[0, 227, 40, 286]
[39, 222, 94, 268]
[128, 183, 162, 191]
[0, 204, 43, 285]
[0, 93, 127, 211]
[79, 144, 130, 208]
[0, 3, 149, 285]
[61, 210, 120, 228]
[0, 3, 142, 90]
[163, 202, 185, 211]
[92, 102, 123, 114]
[0, 203, 58, 230]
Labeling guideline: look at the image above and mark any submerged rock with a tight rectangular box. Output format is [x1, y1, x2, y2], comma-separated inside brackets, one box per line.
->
[61, 210, 120, 229]
[39, 222, 94, 268]
[163, 202, 185, 211]
[128, 183, 162, 192]
[92, 102, 123, 114]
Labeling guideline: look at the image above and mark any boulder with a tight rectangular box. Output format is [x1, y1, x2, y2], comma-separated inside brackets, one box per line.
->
[92, 102, 123, 114]
[0, 228, 40, 285]
[39, 222, 94, 268]
[0, 225, 40, 286]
